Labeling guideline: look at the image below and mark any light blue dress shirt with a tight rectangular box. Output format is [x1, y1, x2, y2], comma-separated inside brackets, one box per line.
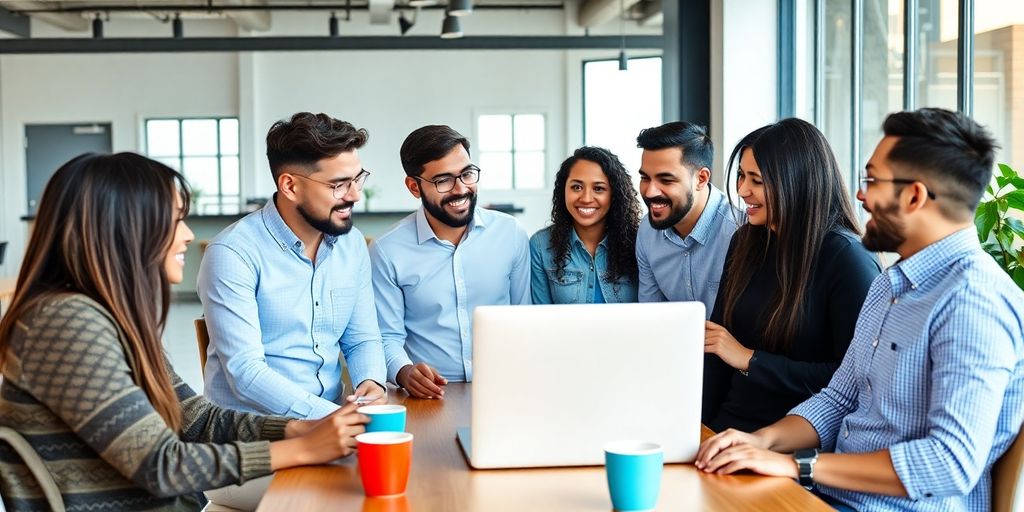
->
[198, 197, 387, 419]
[369, 207, 531, 383]
[635, 186, 740, 317]
[529, 226, 638, 304]
[791, 228, 1024, 511]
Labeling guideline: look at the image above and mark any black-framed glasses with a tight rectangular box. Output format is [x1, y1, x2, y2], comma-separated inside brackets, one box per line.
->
[413, 165, 481, 193]
[292, 169, 370, 199]
[859, 175, 937, 200]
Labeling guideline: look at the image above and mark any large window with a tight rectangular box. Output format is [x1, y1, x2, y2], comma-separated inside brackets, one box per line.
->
[146, 118, 240, 214]
[807, 0, 1024, 182]
[476, 113, 546, 190]
[583, 56, 663, 174]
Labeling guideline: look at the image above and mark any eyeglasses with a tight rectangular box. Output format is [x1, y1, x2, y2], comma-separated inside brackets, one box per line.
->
[413, 165, 481, 193]
[291, 169, 371, 199]
[859, 175, 937, 200]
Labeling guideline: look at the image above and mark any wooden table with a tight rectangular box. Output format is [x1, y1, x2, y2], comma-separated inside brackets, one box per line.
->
[257, 384, 832, 511]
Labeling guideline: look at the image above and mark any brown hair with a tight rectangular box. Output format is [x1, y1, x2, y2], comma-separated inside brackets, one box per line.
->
[266, 112, 368, 179]
[399, 125, 471, 177]
[0, 152, 190, 432]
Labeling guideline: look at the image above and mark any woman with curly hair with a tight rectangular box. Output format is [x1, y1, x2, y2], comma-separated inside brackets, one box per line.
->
[530, 146, 642, 304]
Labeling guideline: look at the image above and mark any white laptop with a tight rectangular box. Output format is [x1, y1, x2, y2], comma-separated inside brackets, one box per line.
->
[457, 301, 705, 469]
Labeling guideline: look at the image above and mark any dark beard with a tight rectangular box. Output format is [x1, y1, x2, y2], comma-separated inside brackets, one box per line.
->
[297, 201, 355, 236]
[862, 201, 906, 252]
[422, 191, 477, 228]
[644, 189, 694, 230]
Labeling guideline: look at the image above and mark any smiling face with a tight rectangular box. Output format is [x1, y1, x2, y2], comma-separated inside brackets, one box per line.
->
[638, 147, 696, 230]
[294, 150, 363, 236]
[564, 159, 611, 231]
[164, 193, 194, 284]
[412, 144, 478, 228]
[736, 148, 768, 226]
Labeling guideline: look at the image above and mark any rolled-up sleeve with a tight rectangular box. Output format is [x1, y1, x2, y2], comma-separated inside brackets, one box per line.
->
[789, 342, 861, 452]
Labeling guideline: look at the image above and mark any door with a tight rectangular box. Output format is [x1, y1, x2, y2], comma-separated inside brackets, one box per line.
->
[24, 123, 112, 216]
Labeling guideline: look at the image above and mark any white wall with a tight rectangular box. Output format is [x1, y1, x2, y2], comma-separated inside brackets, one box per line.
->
[0, 10, 650, 278]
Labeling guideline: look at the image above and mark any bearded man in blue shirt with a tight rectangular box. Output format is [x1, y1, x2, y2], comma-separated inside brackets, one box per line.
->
[696, 108, 1024, 511]
[370, 125, 531, 399]
[199, 113, 387, 419]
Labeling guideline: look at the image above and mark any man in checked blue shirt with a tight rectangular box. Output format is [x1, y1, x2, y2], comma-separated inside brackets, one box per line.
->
[370, 125, 531, 399]
[198, 113, 387, 420]
[695, 108, 1024, 511]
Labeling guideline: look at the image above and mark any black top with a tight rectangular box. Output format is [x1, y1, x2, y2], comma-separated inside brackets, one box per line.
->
[703, 228, 881, 433]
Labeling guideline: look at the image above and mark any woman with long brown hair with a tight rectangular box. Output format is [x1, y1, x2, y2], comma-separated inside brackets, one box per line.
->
[0, 153, 368, 511]
[701, 119, 881, 433]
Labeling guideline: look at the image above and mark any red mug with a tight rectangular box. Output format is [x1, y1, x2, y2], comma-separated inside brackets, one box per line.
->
[357, 432, 414, 497]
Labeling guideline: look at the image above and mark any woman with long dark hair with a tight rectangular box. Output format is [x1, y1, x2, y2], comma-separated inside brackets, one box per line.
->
[530, 146, 642, 304]
[0, 153, 368, 511]
[701, 119, 881, 433]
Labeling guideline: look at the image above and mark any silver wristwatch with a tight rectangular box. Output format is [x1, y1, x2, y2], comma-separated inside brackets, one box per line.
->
[794, 448, 820, 490]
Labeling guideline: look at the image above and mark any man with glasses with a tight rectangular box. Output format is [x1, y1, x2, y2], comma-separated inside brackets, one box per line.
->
[369, 125, 530, 398]
[696, 108, 1024, 511]
[199, 112, 388, 420]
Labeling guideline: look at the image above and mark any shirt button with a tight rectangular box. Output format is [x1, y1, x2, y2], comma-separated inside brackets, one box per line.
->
[844, 430, 849, 439]
[867, 382, 872, 392]
[872, 338, 879, 348]
[684, 252, 689, 257]
[892, 298, 899, 305]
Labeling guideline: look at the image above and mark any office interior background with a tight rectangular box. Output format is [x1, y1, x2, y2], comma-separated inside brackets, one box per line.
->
[0, 0, 1019, 299]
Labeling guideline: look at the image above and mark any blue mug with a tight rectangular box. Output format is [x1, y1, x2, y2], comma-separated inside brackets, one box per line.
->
[358, 405, 407, 433]
[604, 440, 664, 511]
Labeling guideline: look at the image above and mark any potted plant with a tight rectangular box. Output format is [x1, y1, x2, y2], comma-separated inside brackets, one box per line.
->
[974, 163, 1024, 290]
[363, 186, 378, 212]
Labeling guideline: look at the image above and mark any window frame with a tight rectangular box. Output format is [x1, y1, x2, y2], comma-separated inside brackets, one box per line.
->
[143, 116, 240, 214]
[472, 109, 549, 191]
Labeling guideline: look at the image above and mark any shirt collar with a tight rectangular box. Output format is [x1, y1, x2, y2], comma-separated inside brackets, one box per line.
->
[262, 194, 338, 255]
[415, 206, 487, 245]
[891, 227, 979, 291]
[661, 186, 726, 246]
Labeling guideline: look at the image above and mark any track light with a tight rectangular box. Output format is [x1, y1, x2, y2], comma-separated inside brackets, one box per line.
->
[441, 13, 462, 39]
[408, 0, 436, 6]
[448, 0, 473, 16]
[92, 14, 103, 39]
[172, 13, 183, 39]
[329, 12, 340, 37]
[398, 11, 415, 35]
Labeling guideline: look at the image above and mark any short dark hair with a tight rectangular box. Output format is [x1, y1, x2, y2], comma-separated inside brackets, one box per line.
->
[266, 112, 368, 179]
[882, 108, 998, 220]
[400, 125, 471, 177]
[636, 121, 714, 172]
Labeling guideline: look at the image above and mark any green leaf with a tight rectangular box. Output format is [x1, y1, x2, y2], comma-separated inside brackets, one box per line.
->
[1006, 217, 1024, 238]
[997, 176, 1012, 189]
[1014, 267, 1024, 291]
[1000, 163, 1016, 178]
[1005, 190, 1024, 211]
[976, 201, 997, 242]
[998, 229, 1014, 252]
[1012, 177, 1024, 190]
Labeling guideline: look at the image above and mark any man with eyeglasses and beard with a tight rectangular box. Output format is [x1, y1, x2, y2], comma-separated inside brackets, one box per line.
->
[634, 121, 741, 316]
[369, 125, 530, 399]
[696, 108, 1024, 512]
[199, 112, 388, 422]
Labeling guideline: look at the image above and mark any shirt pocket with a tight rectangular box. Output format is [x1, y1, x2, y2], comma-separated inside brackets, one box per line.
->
[545, 268, 586, 304]
[331, 287, 358, 333]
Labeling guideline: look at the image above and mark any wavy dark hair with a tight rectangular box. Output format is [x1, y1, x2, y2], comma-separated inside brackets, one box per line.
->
[266, 112, 368, 179]
[720, 119, 860, 351]
[548, 146, 642, 283]
[0, 153, 190, 432]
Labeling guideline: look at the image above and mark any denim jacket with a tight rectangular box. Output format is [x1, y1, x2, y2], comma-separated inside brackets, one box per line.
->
[529, 226, 639, 304]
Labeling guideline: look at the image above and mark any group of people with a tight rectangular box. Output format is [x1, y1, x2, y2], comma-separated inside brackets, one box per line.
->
[0, 107, 1021, 512]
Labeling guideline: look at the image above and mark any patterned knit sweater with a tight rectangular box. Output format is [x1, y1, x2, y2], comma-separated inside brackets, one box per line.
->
[0, 294, 291, 511]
